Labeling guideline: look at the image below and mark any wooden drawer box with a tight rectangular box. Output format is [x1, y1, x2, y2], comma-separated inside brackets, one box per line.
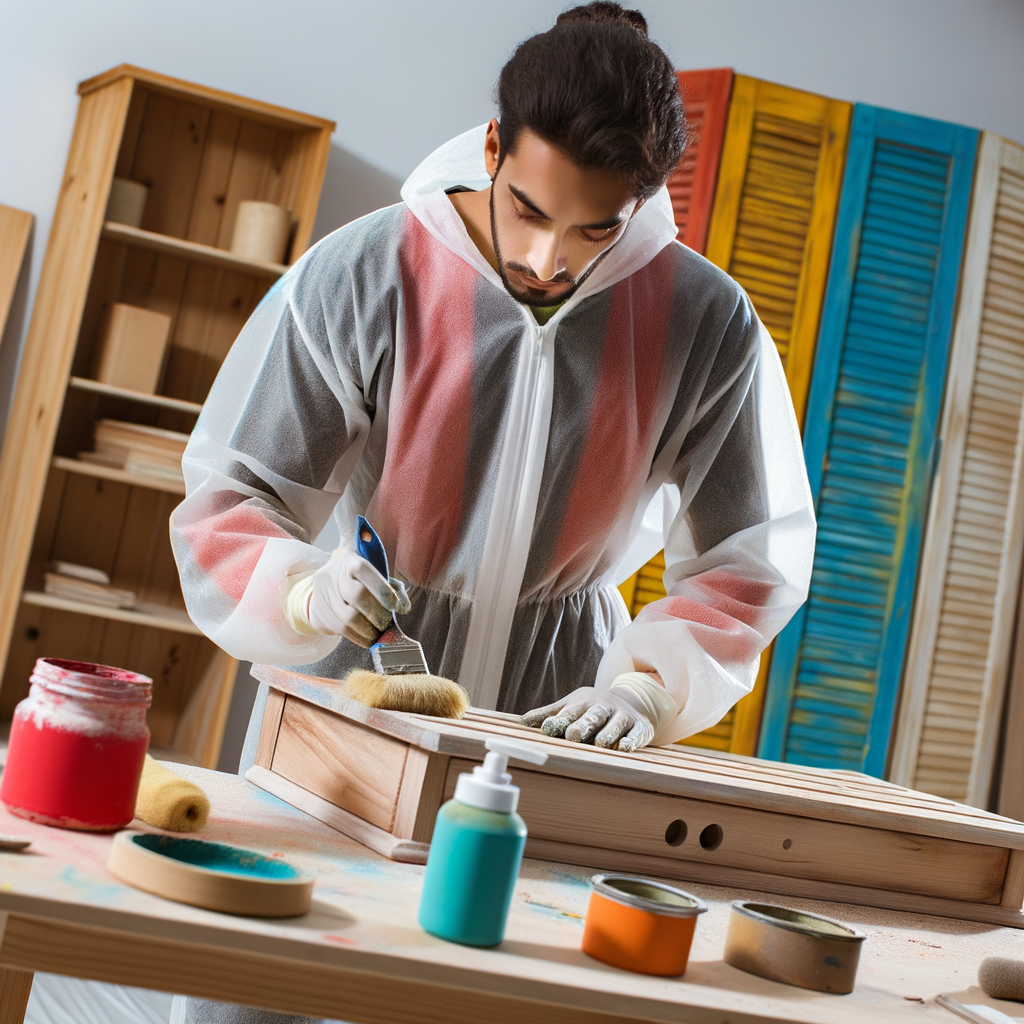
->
[247, 665, 1024, 928]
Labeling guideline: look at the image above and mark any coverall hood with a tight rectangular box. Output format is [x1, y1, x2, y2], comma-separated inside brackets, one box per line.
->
[400, 124, 681, 310]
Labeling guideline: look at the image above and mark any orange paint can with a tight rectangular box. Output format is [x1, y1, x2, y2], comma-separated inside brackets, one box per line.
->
[581, 874, 707, 976]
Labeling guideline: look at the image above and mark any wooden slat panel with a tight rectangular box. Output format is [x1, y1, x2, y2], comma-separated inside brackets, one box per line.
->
[893, 135, 1024, 806]
[761, 106, 979, 775]
[668, 68, 733, 253]
[0, 205, 33, 338]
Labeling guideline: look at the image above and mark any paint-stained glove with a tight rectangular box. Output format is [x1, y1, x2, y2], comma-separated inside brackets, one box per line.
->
[521, 672, 681, 752]
[284, 548, 411, 648]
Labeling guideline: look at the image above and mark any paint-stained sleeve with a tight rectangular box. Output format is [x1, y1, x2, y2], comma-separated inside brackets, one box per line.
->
[169, 228, 390, 665]
[595, 302, 816, 743]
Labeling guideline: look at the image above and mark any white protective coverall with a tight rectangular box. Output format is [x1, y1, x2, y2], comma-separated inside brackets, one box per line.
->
[169, 125, 816, 744]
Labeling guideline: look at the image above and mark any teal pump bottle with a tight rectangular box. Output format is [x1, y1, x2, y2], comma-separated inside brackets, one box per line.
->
[418, 737, 549, 947]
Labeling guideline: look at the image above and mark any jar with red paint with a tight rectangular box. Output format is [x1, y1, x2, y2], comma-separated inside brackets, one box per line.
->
[0, 658, 152, 831]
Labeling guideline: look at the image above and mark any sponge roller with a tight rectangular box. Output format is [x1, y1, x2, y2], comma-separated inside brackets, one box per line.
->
[134, 755, 210, 832]
[979, 956, 1024, 1002]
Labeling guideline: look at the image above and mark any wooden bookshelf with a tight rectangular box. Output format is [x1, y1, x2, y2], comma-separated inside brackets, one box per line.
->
[0, 65, 334, 766]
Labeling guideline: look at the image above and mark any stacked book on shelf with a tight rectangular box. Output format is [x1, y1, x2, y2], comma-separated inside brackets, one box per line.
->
[79, 419, 190, 484]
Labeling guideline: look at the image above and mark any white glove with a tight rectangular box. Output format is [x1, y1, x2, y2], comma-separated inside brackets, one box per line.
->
[521, 672, 681, 752]
[284, 548, 411, 648]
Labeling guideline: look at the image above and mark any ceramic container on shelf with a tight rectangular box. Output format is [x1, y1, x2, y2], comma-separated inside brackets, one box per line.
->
[104, 177, 149, 228]
[0, 658, 152, 831]
[230, 201, 290, 264]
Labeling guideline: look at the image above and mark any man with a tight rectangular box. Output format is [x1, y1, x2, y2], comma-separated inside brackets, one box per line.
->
[170, 4, 815, 1020]
[173, 5, 812, 774]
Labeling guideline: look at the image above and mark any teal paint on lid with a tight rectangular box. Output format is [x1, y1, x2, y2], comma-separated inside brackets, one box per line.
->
[130, 834, 301, 880]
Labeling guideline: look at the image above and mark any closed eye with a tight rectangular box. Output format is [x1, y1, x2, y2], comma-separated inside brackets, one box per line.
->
[579, 225, 619, 243]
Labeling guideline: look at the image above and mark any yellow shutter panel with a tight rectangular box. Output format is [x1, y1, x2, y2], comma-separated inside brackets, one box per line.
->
[705, 76, 852, 423]
[891, 134, 1024, 806]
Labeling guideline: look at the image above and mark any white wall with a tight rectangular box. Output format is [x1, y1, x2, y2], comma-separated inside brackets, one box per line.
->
[2, 0, 1023, 413]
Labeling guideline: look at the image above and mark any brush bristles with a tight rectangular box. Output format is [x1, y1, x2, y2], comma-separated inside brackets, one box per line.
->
[342, 669, 470, 719]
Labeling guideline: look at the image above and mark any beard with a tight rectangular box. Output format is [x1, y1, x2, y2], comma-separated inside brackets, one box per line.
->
[489, 189, 606, 308]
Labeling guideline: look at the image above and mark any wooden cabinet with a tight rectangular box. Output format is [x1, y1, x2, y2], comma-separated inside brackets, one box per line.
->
[760, 106, 978, 775]
[891, 133, 1024, 806]
[0, 66, 333, 766]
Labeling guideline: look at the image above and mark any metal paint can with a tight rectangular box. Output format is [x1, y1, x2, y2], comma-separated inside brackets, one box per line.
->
[724, 901, 866, 994]
[582, 874, 707, 976]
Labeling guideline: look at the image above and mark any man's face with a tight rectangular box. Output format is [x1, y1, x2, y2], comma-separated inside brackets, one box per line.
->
[485, 122, 641, 307]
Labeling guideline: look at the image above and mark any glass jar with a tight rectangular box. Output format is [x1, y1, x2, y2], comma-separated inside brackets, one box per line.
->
[0, 658, 152, 831]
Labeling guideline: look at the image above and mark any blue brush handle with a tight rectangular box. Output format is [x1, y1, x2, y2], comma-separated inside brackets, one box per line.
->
[355, 515, 389, 579]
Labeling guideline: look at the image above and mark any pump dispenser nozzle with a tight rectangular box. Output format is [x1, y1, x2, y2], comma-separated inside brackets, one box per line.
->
[453, 737, 549, 813]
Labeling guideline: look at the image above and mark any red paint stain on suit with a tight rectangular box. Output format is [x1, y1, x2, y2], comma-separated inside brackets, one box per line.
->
[377, 214, 476, 584]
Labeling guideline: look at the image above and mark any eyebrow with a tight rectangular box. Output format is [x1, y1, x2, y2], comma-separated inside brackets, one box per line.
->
[508, 183, 625, 231]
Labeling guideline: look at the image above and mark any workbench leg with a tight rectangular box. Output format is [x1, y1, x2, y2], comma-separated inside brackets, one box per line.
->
[0, 967, 33, 1024]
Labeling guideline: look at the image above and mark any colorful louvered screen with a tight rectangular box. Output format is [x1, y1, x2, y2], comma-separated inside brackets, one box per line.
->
[669, 68, 733, 253]
[759, 106, 979, 774]
[890, 133, 1024, 806]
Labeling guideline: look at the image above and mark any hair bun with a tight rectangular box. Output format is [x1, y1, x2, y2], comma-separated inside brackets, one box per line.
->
[556, 2, 649, 37]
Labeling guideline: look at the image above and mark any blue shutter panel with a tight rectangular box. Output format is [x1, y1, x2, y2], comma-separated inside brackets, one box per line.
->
[759, 106, 978, 774]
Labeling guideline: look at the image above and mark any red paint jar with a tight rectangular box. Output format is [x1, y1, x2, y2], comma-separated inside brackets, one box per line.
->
[0, 658, 152, 831]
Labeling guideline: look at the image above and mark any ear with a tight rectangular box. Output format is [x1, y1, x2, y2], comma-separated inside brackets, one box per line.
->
[484, 118, 501, 180]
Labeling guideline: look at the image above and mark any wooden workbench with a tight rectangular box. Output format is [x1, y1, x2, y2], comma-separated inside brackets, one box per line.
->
[0, 765, 1023, 1024]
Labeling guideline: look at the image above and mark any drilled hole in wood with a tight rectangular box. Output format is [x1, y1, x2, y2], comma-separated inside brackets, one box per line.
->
[699, 824, 723, 851]
[665, 819, 687, 846]
[783, 838, 792, 850]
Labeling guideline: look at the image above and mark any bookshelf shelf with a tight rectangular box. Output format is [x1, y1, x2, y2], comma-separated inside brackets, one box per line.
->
[51, 456, 186, 496]
[20, 591, 203, 636]
[101, 221, 288, 279]
[69, 377, 203, 415]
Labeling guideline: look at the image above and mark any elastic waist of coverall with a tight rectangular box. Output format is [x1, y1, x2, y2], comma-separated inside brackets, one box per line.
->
[404, 579, 622, 609]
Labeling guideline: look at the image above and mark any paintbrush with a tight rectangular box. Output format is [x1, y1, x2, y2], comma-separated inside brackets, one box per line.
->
[341, 517, 469, 719]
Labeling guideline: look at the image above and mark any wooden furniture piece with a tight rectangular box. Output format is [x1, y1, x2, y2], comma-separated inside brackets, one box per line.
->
[247, 665, 1024, 929]
[761, 107, 979, 775]
[1, 762, 1021, 1024]
[891, 134, 1024, 807]
[0, 66, 334, 766]
[0, 205, 33, 337]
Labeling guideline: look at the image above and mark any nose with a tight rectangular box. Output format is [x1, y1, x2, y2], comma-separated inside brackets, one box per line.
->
[525, 229, 569, 282]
